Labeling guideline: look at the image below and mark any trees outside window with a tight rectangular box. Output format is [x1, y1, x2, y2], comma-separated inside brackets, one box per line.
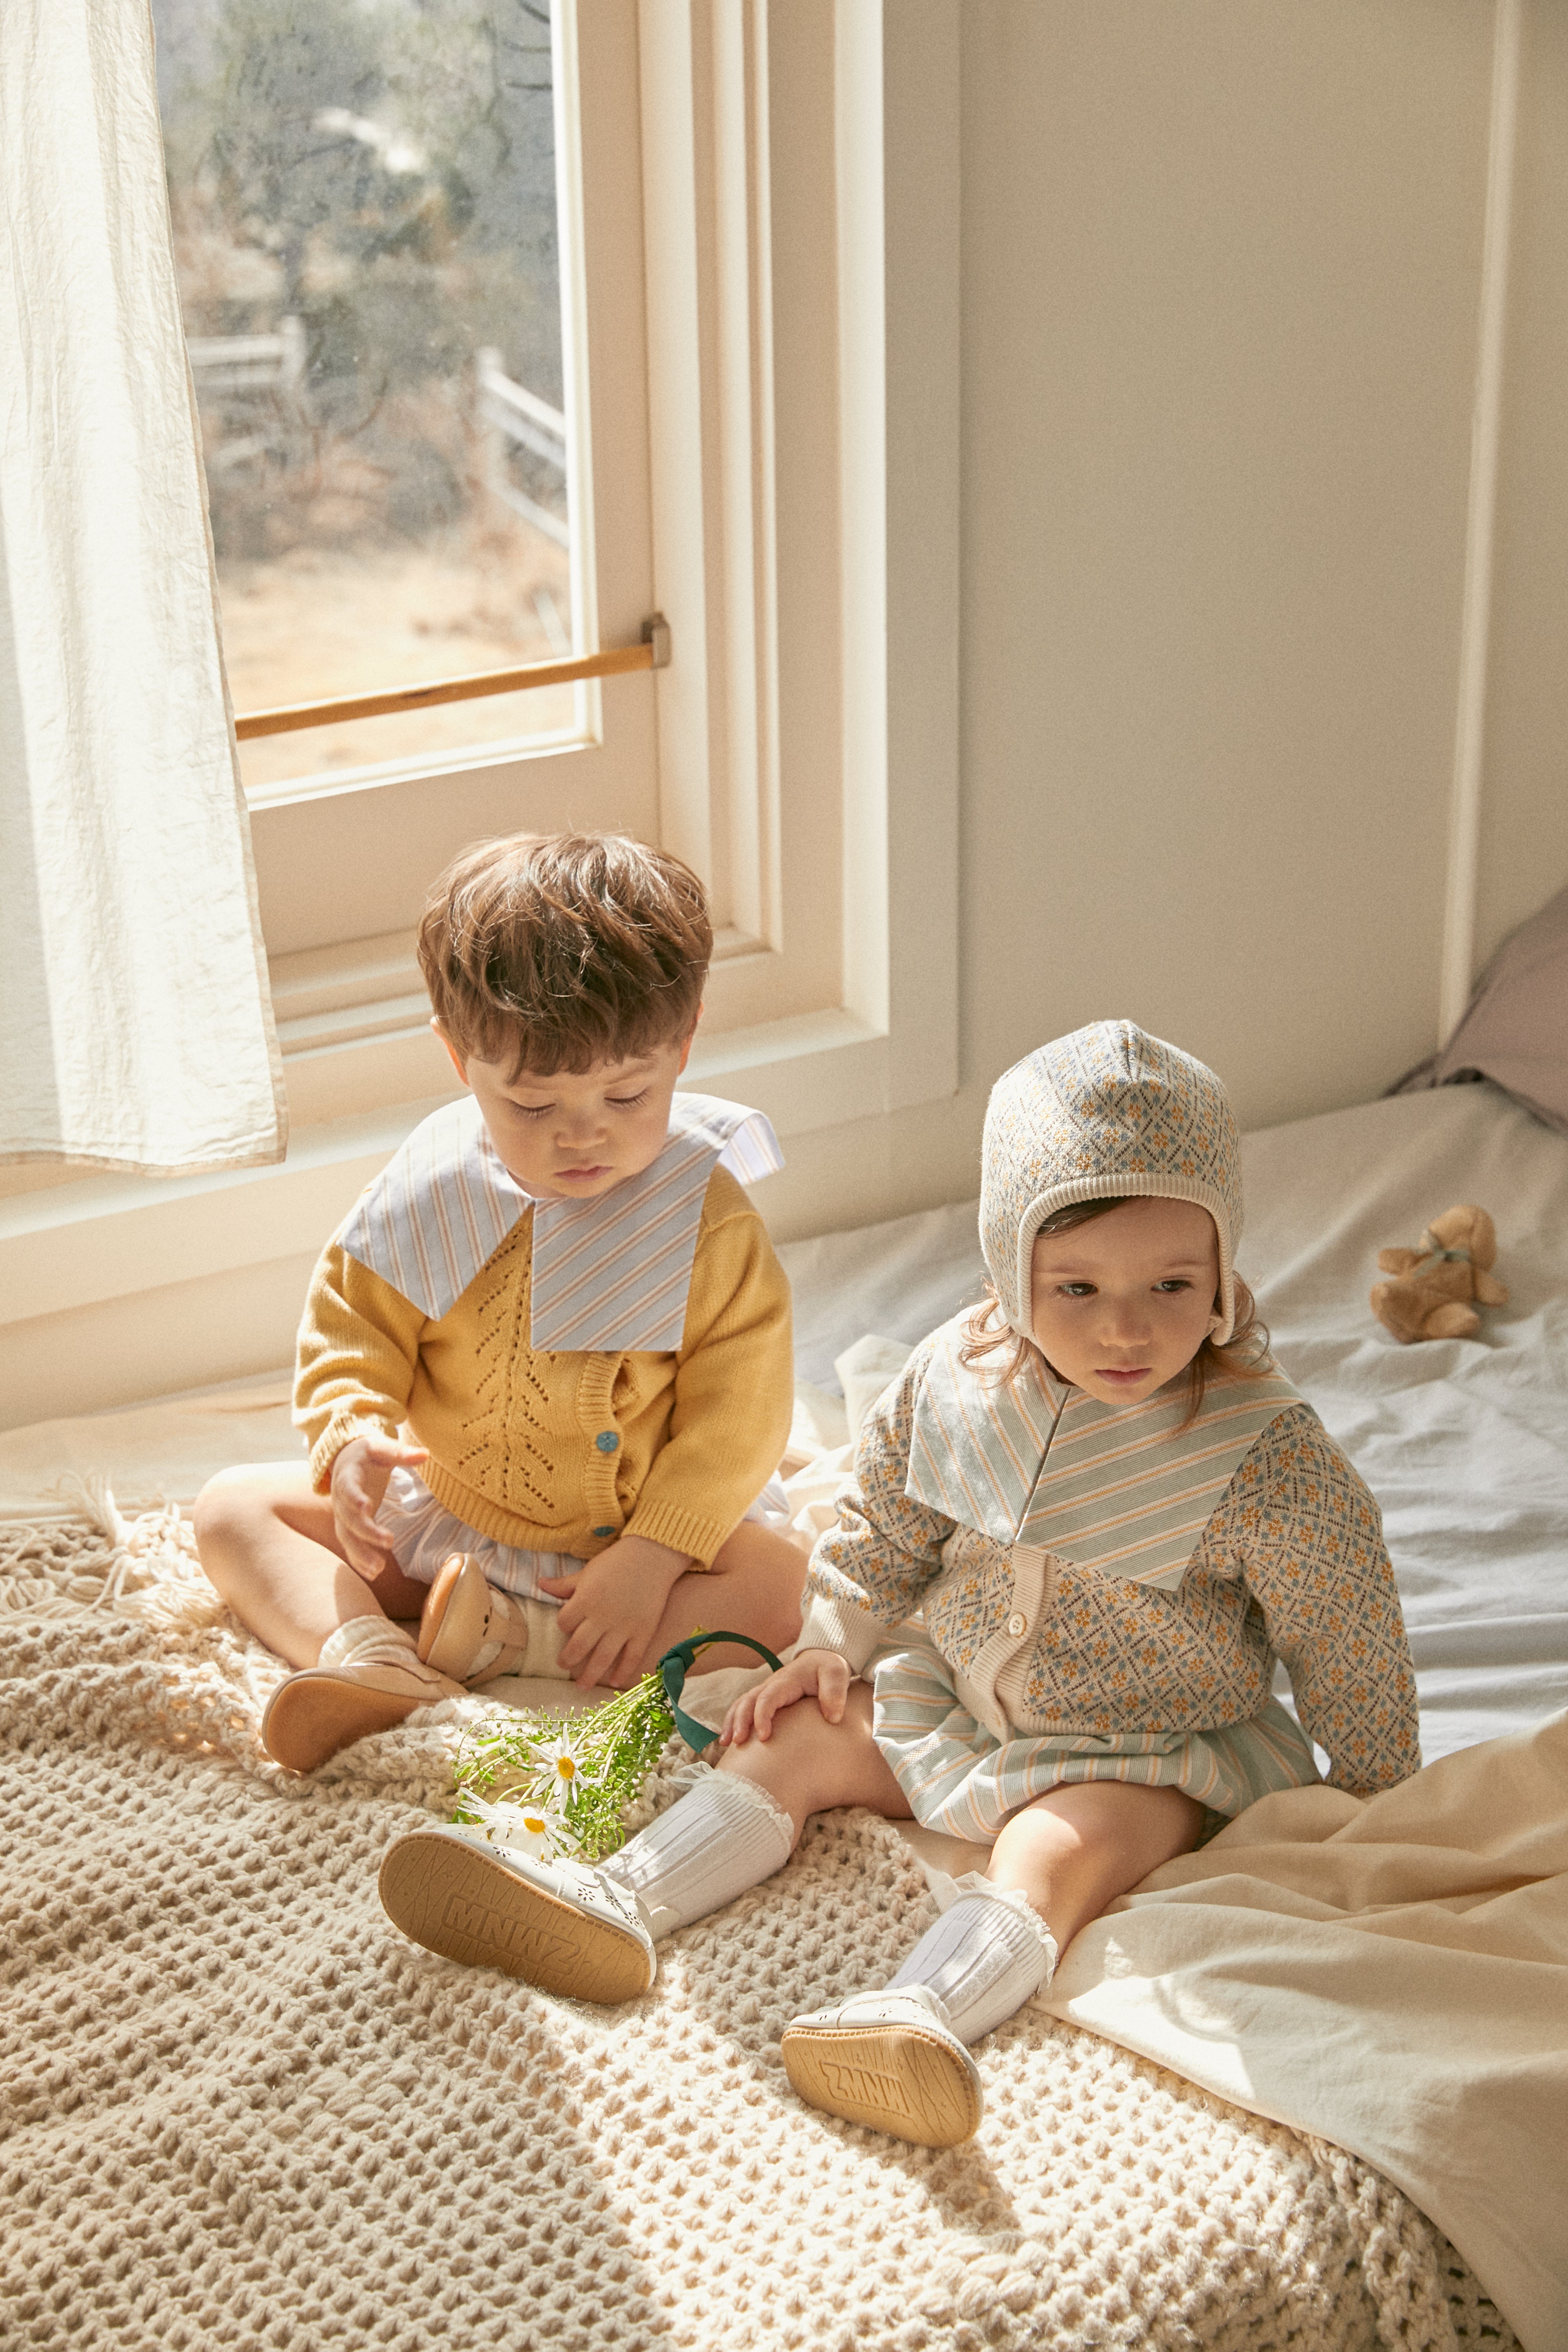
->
[154, 0, 579, 793]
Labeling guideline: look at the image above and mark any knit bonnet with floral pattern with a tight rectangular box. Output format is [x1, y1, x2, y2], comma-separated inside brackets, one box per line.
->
[980, 1021, 1244, 1345]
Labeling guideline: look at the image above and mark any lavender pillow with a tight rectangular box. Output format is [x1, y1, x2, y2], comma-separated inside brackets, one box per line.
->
[1390, 883, 1568, 1132]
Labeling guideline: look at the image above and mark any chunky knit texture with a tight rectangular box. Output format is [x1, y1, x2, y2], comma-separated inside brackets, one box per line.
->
[295, 1164, 794, 1567]
[0, 1507, 1514, 2352]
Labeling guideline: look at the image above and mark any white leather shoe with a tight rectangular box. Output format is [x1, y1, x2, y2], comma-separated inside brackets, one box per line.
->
[781, 1983, 983, 2147]
[378, 1825, 656, 2003]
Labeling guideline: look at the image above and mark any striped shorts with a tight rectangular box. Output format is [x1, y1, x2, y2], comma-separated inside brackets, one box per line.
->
[870, 1632, 1321, 1844]
[375, 1467, 793, 1604]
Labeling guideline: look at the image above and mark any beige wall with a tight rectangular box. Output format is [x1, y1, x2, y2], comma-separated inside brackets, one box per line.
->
[959, 0, 1488, 1132]
[764, 0, 1562, 1245]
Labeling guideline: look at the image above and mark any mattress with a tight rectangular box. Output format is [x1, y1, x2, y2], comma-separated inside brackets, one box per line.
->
[778, 1079, 1568, 1764]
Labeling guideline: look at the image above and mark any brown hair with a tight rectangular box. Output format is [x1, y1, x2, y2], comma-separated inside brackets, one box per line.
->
[958, 1194, 1271, 1426]
[417, 831, 713, 1076]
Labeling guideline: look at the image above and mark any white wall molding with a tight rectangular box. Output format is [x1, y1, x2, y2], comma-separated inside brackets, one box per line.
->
[0, 1099, 449, 1334]
[0, 1006, 887, 1342]
[639, 0, 961, 1087]
[1440, 0, 1522, 1045]
[639, 0, 779, 952]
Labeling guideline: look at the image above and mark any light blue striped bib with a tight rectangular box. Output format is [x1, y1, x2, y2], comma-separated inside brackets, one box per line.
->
[337, 1091, 783, 1350]
[906, 1322, 1301, 1591]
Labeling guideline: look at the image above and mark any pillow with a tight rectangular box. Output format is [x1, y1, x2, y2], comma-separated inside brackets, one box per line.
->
[1389, 881, 1568, 1132]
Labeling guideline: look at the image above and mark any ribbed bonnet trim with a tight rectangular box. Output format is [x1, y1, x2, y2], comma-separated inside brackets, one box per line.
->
[979, 1023, 1243, 1343]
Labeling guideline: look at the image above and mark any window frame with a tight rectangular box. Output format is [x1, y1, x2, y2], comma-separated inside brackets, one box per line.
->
[636, 0, 961, 1135]
[0, 0, 961, 1377]
[265, 0, 958, 1144]
[249, 0, 665, 1120]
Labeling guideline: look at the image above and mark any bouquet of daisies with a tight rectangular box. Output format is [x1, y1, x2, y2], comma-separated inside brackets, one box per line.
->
[451, 1667, 681, 1865]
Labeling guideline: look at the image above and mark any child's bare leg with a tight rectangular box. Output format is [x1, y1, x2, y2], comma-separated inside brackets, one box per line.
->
[195, 1464, 462, 1772]
[781, 1763, 1203, 2150]
[632, 1519, 809, 1686]
[193, 1463, 429, 1667]
[867, 1784, 1202, 2060]
[714, 1677, 912, 1838]
[986, 1780, 1203, 1952]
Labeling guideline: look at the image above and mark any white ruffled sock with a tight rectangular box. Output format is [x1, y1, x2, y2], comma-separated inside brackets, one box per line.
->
[600, 1766, 796, 1938]
[316, 1615, 420, 1671]
[889, 1873, 1059, 2044]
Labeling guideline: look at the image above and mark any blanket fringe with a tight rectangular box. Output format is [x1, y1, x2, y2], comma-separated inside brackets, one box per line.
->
[0, 1483, 228, 1630]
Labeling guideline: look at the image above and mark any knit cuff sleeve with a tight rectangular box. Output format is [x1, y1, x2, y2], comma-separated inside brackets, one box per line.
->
[308, 1409, 403, 1495]
[796, 1591, 890, 1674]
[623, 1498, 730, 1570]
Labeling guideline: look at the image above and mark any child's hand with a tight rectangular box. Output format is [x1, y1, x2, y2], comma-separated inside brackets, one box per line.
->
[722, 1648, 851, 1747]
[329, 1434, 428, 1580]
[538, 1535, 692, 1690]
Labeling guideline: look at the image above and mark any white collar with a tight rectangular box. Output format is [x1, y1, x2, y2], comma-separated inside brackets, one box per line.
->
[337, 1091, 782, 1346]
[906, 1318, 1300, 1590]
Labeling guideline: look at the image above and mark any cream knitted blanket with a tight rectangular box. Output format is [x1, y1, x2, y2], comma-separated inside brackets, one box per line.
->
[0, 1509, 1518, 2352]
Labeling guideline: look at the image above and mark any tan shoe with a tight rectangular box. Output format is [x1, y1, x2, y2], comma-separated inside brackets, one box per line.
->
[780, 1985, 984, 2147]
[417, 1552, 536, 1687]
[262, 1644, 464, 1772]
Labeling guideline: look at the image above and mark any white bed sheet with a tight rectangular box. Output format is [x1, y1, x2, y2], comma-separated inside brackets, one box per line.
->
[778, 1081, 1568, 1764]
[4, 1082, 1562, 1764]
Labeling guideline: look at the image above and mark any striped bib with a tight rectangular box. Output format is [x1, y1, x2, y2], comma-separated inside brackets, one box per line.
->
[906, 1322, 1301, 1591]
[337, 1091, 783, 1350]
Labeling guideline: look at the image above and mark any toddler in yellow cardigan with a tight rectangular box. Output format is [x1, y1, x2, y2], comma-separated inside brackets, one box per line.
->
[195, 831, 803, 1771]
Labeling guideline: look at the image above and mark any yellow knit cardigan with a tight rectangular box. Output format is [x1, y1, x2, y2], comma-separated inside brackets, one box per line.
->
[294, 1166, 793, 1568]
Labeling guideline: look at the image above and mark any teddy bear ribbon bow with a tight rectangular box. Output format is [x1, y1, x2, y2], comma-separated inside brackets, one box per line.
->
[1416, 1233, 1473, 1269]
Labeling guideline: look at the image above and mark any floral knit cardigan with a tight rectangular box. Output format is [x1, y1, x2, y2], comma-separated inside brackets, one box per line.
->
[802, 1339, 1422, 1796]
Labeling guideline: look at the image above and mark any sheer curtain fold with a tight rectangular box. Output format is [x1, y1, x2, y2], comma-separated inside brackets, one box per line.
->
[0, 0, 286, 1176]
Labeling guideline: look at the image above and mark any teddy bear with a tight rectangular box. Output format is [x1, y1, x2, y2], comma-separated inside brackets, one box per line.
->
[1370, 1204, 1508, 1343]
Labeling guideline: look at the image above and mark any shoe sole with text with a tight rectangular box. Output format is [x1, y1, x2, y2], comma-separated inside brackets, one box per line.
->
[781, 2016, 982, 2147]
[378, 1829, 653, 2002]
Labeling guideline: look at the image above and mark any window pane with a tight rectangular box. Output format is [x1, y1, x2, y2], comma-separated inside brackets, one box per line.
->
[151, 0, 577, 794]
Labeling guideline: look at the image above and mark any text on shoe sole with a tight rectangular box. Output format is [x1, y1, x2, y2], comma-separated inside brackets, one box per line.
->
[442, 1893, 577, 1967]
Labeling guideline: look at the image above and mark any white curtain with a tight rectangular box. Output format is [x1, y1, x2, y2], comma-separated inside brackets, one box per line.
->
[0, 0, 287, 1175]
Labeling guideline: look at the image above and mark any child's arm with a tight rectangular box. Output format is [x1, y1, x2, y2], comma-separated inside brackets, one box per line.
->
[1242, 1406, 1422, 1795]
[793, 1336, 959, 1666]
[724, 1340, 957, 1748]
[294, 1241, 428, 1574]
[618, 1179, 796, 1568]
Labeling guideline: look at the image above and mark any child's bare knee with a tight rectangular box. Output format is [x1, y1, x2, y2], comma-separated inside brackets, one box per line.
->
[192, 1466, 272, 1549]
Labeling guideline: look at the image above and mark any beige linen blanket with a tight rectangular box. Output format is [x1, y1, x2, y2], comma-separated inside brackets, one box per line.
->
[1044, 1716, 1568, 2352]
[0, 1508, 1526, 2352]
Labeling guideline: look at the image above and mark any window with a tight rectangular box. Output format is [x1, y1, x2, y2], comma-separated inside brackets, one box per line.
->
[0, 0, 960, 1417]
[154, 0, 582, 794]
[154, 0, 664, 1128]
[153, 0, 960, 1142]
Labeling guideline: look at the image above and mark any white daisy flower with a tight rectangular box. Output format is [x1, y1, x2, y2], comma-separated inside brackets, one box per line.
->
[529, 1726, 589, 1802]
[463, 1794, 558, 1861]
